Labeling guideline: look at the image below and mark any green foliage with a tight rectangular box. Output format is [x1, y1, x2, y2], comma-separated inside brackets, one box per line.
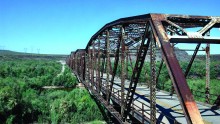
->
[85, 120, 105, 124]
[187, 79, 220, 103]
[115, 60, 220, 104]
[0, 86, 18, 112]
[52, 67, 77, 87]
[48, 89, 103, 123]
[6, 115, 15, 124]
[0, 59, 103, 123]
[155, 60, 220, 104]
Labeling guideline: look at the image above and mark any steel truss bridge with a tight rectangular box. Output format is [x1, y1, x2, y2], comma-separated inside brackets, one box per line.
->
[66, 13, 220, 124]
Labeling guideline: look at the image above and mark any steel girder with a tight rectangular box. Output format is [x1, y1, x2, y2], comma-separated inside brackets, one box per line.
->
[67, 13, 220, 124]
[150, 14, 202, 124]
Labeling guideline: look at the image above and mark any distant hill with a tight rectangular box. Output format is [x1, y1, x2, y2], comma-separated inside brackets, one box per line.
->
[128, 47, 191, 62]
[0, 50, 30, 55]
[196, 54, 220, 61]
[0, 50, 67, 60]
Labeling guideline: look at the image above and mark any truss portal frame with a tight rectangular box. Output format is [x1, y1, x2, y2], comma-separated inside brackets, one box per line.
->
[67, 13, 220, 124]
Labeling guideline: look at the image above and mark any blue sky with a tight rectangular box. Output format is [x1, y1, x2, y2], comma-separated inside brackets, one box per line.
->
[0, 0, 219, 54]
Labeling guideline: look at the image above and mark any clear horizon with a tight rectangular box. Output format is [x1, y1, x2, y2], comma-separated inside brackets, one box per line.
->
[1, 0, 220, 55]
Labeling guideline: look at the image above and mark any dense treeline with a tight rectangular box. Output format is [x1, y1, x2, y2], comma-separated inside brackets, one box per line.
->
[116, 60, 220, 104]
[0, 59, 103, 123]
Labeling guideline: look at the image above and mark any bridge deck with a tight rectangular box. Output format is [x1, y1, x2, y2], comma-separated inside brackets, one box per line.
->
[99, 74, 220, 124]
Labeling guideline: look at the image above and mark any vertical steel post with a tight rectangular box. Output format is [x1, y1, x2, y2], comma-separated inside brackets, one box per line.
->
[88, 49, 92, 87]
[100, 54, 106, 90]
[107, 38, 121, 103]
[106, 31, 110, 103]
[93, 42, 97, 89]
[83, 51, 86, 80]
[70, 54, 72, 69]
[205, 44, 210, 104]
[74, 53, 77, 72]
[81, 52, 84, 79]
[85, 52, 89, 82]
[73, 54, 75, 70]
[170, 43, 175, 96]
[97, 38, 101, 93]
[91, 43, 95, 90]
[75, 53, 77, 72]
[156, 59, 164, 89]
[121, 27, 126, 116]
[150, 39, 157, 124]
[79, 52, 81, 77]
[76, 53, 79, 74]
[126, 46, 129, 79]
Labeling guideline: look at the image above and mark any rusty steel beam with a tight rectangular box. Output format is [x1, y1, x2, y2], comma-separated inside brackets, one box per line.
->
[205, 44, 210, 104]
[150, 39, 157, 123]
[123, 23, 151, 121]
[67, 13, 220, 124]
[150, 14, 204, 124]
[169, 36, 220, 44]
[82, 52, 86, 80]
[126, 46, 129, 79]
[107, 33, 120, 103]
[76, 53, 79, 74]
[120, 27, 126, 117]
[85, 52, 90, 82]
[97, 39, 101, 93]
[184, 43, 201, 77]
[69, 52, 73, 69]
[74, 52, 77, 72]
[80, 52, 84, 79]
[100, 55, 106, 87]
[106, 30, 111, 103]
[93, 42, 97, 89]
[91, 46, 95, 90]
[88, 49, 92, 88]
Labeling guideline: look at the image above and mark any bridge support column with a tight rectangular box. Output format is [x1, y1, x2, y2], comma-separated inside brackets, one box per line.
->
[150, 39, 157, 124]
[126, 46, 129, 79]
[205, 43, 210, 104]
[106, 30, 110, 103]
[92, 42, 96, 90]
[97, 38, 101, 93]
[120, 27, 126, 117]
[85, 52, 89, 82]
[88, 49, 92, 88]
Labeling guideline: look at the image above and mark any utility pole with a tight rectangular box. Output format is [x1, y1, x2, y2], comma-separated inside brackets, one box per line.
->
[0, 46, 5, 50]
[37, 48, 40, 54]
[24, 48, 27, 53]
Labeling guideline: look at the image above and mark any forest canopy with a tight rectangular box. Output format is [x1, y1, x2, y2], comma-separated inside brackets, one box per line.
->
[0, 59, 103, 123]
